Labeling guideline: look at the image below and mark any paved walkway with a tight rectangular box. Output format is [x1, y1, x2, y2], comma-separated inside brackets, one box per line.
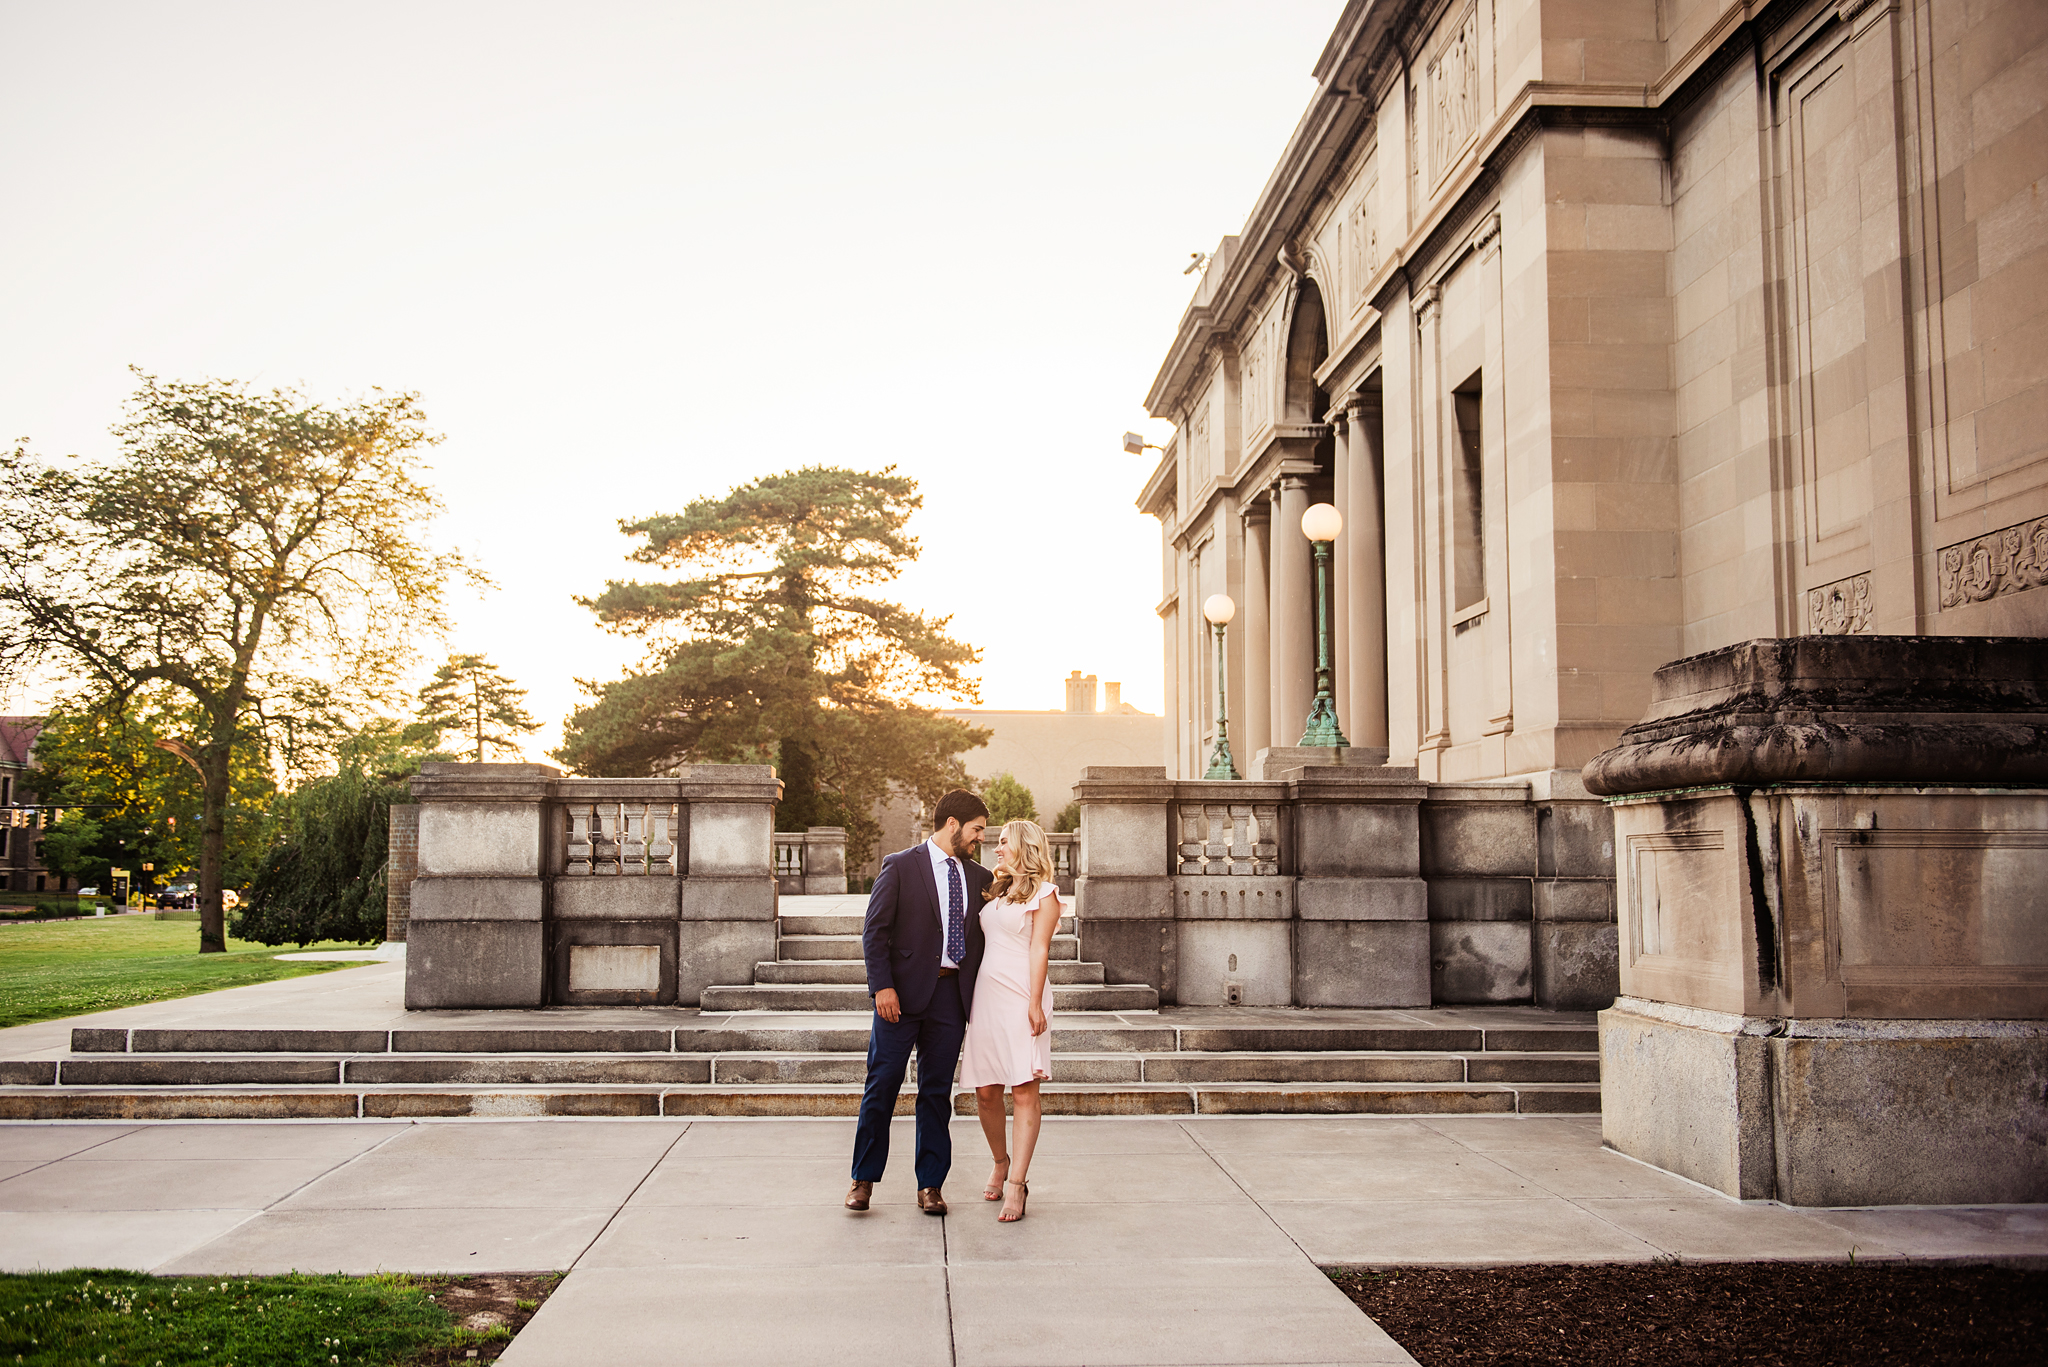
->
[3, 1113, 2044, 1366]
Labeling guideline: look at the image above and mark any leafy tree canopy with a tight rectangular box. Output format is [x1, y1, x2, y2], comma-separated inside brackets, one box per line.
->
[235, 723, 450, 947]
[979, 772, 1038, 827]
[416, 653, 539, 763]
[1051, 800, 1082, 834]
[0, 372, 477, 950]
[22, 689, 275, 895]
[556, 465, 987, 866]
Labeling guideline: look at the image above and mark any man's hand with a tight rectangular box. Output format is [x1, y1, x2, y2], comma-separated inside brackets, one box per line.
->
[875, 988, 902, 1023]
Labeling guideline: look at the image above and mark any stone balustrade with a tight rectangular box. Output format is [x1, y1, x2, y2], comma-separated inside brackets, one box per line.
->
[771, 827, 849, 896]
[403, 762, 780, 1010]
[1069, 762, 1614, 1011]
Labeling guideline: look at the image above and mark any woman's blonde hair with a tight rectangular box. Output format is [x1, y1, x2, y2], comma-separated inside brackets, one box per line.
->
[985, 818, 1056, 903]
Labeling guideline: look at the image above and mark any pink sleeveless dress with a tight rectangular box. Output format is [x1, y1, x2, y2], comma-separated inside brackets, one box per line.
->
[958, 879, 1057, 1087]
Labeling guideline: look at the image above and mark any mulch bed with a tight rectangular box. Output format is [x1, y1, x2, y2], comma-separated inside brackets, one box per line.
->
[403, 1273, 561, 1364]
[1327, 1262, 2044, 1366]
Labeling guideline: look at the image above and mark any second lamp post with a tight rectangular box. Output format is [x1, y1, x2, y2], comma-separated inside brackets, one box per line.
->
[1201, 593, 1241, 780]
[1298, 502, 1350, 748]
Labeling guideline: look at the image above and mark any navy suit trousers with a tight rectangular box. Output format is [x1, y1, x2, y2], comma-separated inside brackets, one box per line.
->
[850, 972, 963, 1189]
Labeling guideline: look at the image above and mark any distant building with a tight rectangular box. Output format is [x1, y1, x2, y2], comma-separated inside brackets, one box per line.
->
[860, 675, 1164, 881]
[0, 717, 69, 894]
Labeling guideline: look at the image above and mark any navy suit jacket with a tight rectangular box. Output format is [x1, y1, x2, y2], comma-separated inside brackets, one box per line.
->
[863, 843, 989, 1017]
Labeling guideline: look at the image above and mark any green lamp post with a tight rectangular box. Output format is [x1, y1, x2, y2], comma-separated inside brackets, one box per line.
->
[1201, 592, 1241, 780]
[1297, 501, 1351, 749]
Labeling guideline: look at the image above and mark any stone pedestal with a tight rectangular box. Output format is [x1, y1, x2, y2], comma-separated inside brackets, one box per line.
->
[801, 828, 848, 895]
[1584, 636, 2048, 1205]
[404, 762, 780, 1010]
[1251, 745, 1389, 779]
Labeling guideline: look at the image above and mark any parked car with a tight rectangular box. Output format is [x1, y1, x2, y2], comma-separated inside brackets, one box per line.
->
[156, 884, 197, 910]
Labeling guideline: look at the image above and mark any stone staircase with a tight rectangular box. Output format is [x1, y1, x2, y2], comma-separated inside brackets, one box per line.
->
[699, 907, 1161, 1013]
[0, 896, 1602, 1121]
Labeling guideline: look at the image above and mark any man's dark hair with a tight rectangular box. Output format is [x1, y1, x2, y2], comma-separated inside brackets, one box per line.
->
[932, 789, 989, 832]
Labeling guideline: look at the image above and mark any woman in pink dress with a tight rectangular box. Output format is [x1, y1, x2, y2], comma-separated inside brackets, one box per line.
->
[958, 818, 1061, 1222]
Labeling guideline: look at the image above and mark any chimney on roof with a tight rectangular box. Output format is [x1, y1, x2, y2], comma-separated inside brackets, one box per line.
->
[1064, 671, 1098, 714]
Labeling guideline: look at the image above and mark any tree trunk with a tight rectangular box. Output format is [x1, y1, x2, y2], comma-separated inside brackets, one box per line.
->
[197, 744, 231, 953]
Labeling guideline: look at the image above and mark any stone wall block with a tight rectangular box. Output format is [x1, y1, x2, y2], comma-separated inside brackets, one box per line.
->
[1598, 1001, 1775, 1200]
[679, 876, 778, 922]
[553, 878, 681, 921]
[1295, 921, 1432, 1007]
[1426, 877, 1533, 922]
[1078, 802, 1171, 877]
[1533, 921, 1620, 1011]
[1430, 921, 1532, 1003]
[1073, 875, 1171, 921]
[1295, 876, 1429, 921]
[408, 878, 543, 922]
[418, 804, 545, 878]
[1170, 876, 1295, 920]
[1080, 920, 1173, 1002]
[404, 921, 545, 1009]
[677, 921, 778, 1005]
[1292, 801, 1421, 877]
[687, 802, 773, 876]
[1175, 921, 1293, 1005]
[1770, 1032, 2048, 1206]
[1421, 796, 1537, 877]
[1537, 799, 1615, 878]
[1534, 878, 1615, 922]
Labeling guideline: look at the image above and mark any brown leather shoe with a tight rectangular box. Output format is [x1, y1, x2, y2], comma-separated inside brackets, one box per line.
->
[917, 1186, 948, 1216]
[845, 1180, 873, 1211]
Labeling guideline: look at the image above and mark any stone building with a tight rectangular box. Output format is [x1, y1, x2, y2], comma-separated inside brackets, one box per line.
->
[1141, 0, 2046, 783]
[1125, 0, 2047, 1013]
[0, 717, 69, 895]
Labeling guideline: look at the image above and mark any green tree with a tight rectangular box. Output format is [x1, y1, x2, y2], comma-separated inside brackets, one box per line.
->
[1051, 800, 1082, 834]
[0, 373, 475, 952]
[979, 772, 1037, 826]
[416, 653, 539, 762]
[556, 465, 987, 867]
[23, 690, 275, 895]
[234, 724, 447, 946]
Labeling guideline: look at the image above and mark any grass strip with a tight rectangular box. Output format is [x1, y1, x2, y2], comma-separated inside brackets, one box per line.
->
[0, 919, 372, 1030]
[0, 1269, 558, 1366]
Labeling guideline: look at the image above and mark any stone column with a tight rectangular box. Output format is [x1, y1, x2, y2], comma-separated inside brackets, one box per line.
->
[1270, 475, 1314, 746]
[405, 762, 556, 1010]
[1291, 766, 1430, 1006]
[1241, 506, 1272, 765]
[1072, 766, 1175, 998]
[1329, 410, 1351, 733]
[1345, 395, 1389, 750]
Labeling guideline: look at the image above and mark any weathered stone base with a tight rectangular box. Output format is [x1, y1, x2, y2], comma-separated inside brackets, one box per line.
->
[1600, 996, 2048, 1205]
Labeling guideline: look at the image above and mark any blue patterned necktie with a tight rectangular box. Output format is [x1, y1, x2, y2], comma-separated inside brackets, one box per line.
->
[945, 858, 966, 964]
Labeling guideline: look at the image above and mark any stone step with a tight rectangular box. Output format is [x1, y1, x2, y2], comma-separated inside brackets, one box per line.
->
[697, 981, 1160, 1013]
[1, 1050, 1599, 1089]
[780, 913, 1076, 937]
[750, 959, 1106, 986]
[0, 1079, 1598, 1121]
[62, 1023, 1599, 1056]
[777, 934, 1081, 961]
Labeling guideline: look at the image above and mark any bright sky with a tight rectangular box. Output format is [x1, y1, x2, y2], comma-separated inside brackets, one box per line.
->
[0, 0, 1344, 758]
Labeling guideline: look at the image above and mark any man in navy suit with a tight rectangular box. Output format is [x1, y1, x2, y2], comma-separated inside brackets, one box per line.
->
[846, 789, 991, 1215]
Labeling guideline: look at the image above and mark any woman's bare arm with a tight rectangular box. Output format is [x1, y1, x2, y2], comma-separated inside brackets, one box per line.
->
[1026, 885, 1061, 1037]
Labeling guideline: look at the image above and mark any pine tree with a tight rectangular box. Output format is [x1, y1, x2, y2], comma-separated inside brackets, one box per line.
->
[416, 654, 540, 763]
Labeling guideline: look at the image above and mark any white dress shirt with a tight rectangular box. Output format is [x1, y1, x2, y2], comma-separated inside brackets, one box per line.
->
[924, 837, 967, 969]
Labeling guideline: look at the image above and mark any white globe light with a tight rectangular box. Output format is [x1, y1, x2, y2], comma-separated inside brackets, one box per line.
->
[1301, 502, 1344, 542]
[1203, 593, 1237, 626]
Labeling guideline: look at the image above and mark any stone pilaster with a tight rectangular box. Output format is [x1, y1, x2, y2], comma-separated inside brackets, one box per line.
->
[1072, 766, 1175, 998]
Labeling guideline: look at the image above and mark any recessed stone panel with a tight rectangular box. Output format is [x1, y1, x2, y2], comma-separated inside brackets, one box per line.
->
[569, 944, 661, 994]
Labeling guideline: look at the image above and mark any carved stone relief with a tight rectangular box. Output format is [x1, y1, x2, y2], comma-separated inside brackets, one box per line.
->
[1348, 178, 1380, 310]
[1938, 516, 2048, 608]
[1807, 574, 1872, 635]
[1430, 4, 1480, 182]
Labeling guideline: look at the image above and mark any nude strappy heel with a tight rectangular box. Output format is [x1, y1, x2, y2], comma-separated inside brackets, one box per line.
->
[998, 1178, 1029, 1222]
[983, 1156, 1010, 1201]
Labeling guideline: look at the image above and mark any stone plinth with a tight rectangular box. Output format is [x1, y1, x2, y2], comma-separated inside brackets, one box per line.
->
[1585, 637, 2048, 1205]
[405, 763, 780, 1011]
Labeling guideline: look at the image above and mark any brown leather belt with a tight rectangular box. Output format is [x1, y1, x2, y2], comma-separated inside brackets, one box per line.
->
[937, 967, 958, 977]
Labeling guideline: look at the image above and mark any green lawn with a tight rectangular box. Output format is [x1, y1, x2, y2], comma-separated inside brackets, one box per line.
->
[0, 1269, 545, 1366]
[0, 917, 374, 1030]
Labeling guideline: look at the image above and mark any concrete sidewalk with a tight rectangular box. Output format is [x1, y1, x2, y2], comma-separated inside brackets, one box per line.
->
[3, 1115, 2043, 1367]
